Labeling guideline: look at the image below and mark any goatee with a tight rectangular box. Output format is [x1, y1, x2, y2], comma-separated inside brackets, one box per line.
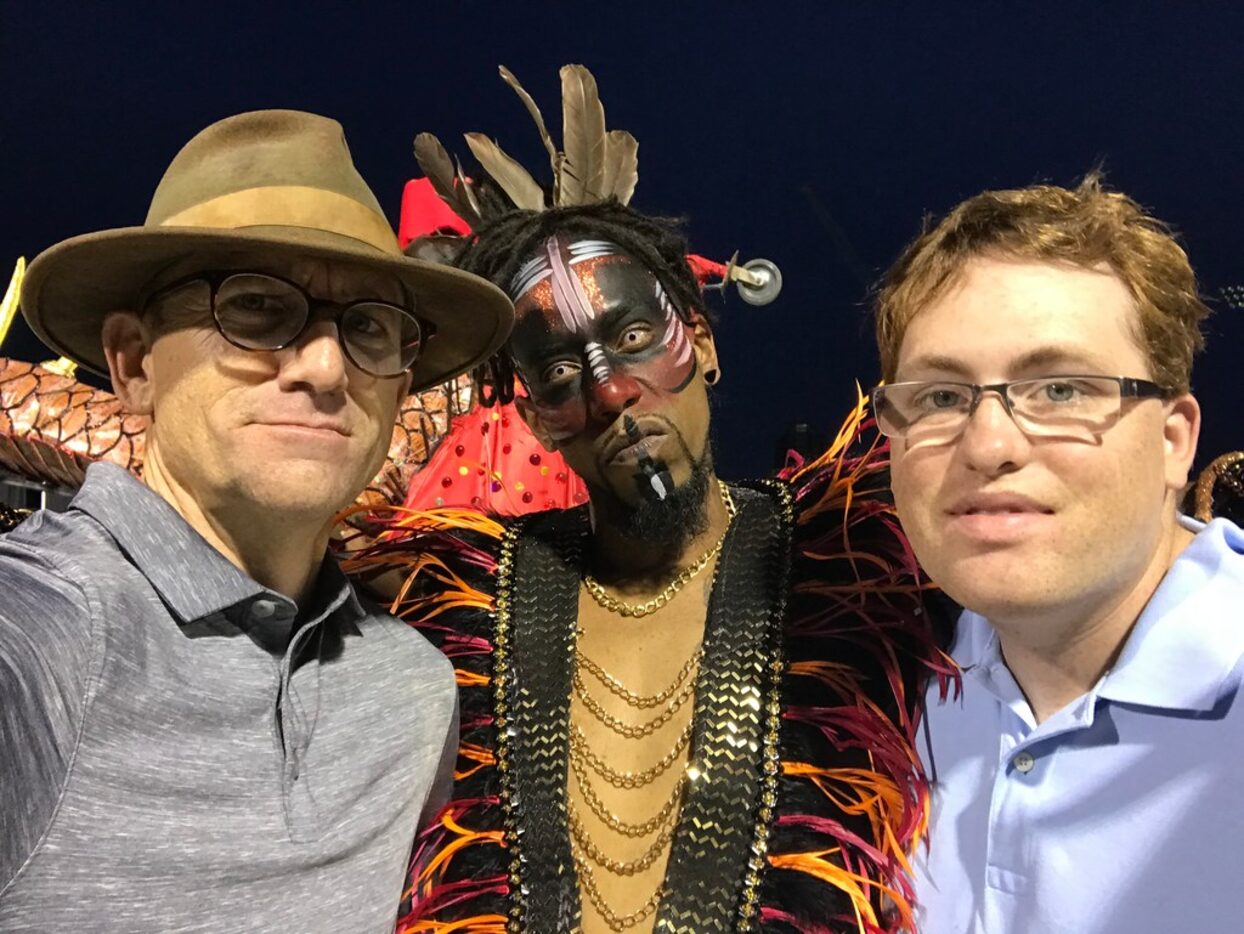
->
[612, 447, 713, 550]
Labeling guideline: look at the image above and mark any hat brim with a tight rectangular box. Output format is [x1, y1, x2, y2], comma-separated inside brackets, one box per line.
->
[21, 224, 513, 391]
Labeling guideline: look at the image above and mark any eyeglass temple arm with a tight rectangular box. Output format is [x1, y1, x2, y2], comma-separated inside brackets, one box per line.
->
[1120, 376, 1170, 399]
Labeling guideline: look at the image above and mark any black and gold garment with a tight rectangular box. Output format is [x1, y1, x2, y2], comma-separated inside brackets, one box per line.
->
[0, 503, 30, 532]
[344, 405, 957, 934]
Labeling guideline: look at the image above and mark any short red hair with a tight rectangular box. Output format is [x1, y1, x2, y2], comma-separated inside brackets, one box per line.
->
[874, 174, 1211, 392]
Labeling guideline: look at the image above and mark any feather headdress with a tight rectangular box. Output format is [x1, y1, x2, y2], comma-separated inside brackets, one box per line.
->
[415, 64, 639, 217]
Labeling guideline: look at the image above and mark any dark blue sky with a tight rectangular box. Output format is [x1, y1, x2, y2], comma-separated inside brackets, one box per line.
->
[2, 3, 1240, 477]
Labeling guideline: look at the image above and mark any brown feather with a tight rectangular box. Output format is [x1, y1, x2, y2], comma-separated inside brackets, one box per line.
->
[413, 132, 455, 192]
[454, 157, 482, 222]
[498, 65, 559, 171]
[463, 133, 545, 212]
[601, 130, 639, 205]
[558, 64, 607, 205]
[414, 133, 481, 226]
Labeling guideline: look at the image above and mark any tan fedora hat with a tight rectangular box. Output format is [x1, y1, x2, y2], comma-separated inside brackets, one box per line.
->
[20, 109, 513, 390]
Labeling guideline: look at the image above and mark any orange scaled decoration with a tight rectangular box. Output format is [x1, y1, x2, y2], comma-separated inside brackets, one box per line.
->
[0, 356, 147, 489]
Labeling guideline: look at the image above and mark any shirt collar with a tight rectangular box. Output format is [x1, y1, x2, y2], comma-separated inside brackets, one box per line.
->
[1096, 516, 1244, 712]
[71, 462, 363, 626]
[948, 606, 1001, 672]
[954, 516, 1244, 715]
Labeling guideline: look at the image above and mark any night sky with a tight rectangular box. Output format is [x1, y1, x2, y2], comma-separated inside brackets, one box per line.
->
[2, 3, 1240, 479]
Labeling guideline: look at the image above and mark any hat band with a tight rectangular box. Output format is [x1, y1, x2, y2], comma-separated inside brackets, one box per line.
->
[159, 185, 399, 254]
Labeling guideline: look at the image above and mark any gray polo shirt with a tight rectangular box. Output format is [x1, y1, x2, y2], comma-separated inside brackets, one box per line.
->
[0, 462, 457, 933]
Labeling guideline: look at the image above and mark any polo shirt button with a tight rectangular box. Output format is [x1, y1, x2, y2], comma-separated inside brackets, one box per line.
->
[251, 599, 277, 619]
[1013, 751, 1036, 773]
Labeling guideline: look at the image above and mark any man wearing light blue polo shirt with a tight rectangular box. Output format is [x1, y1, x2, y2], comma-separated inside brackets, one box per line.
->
[869, 175, 1244, 933]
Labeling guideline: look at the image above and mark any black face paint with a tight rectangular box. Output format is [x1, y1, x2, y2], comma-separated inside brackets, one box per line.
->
[623, 415, 641, 443]
[615, 444, 713, 548]
[636, 459, 674, 503]
[508, 238, 701, 444]
[624, 414, 673, 503]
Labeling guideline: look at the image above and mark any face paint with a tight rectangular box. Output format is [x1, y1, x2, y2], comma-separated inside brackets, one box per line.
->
[509, 236, 699, 444]
[622, 413, 673, 502]
[640, 462, 672, 502]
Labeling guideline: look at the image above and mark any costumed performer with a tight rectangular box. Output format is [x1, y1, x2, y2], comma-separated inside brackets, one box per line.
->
[346, 65, 954, 934]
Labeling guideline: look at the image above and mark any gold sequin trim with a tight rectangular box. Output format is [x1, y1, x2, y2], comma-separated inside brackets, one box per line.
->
[493, 520, 524, 933]
[736, 480, 793, 930]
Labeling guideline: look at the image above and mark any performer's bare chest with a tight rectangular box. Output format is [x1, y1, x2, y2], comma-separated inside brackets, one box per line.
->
[568, 576, 713, 934]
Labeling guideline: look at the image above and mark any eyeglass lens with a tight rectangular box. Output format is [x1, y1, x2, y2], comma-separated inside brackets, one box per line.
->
[876, 377, 1129, 442]
[213, 273, 422, 377]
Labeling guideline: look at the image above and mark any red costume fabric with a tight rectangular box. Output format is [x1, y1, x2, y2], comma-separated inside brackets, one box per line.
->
[398, 178, 472, 247]
[401, 399, 588, 515]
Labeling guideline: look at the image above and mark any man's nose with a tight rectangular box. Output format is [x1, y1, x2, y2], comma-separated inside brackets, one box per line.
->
[278, 319, 349, 393]
[958, 392, 1032, 475]
[586, 369, 643, 422]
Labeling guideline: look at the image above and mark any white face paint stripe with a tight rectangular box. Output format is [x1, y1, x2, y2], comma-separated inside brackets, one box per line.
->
[568, 240, 619, 262]
[654, 279, 693, 363]
[660, 315, 693, 366]
[584, 341, 613, 384]
[654, 279, 679, 322]
[512, 239, 621, 300]
[671, 337, 693, 366]
[649, 471, 668, 500]
[512, 239, 696, 372]
[661, 316, 678, 346]
[545, 237, 597, 333]
[510, 252, 553, 298]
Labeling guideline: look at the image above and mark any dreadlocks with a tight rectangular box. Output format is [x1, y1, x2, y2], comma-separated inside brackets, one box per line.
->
[454, 199, 704, 406]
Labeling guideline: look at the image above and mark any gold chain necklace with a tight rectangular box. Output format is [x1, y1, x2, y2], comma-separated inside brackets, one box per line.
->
[582, 481, 736, 618]
[576, 644, 703, 709]
[573, 668, 696, 738]
[571, 752, 689, 838]
[570, 720, 693, 789]
[571, 528, 721, 932]
[569, 805, 677, 876]
[573, 848, 665, 931]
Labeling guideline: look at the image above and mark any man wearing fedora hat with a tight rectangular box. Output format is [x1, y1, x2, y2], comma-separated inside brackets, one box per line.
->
[0, 110, 512, 932]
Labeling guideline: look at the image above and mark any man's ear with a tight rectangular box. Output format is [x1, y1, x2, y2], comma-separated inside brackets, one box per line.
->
[514, 395, 557, 453]
[101, 310, 155, 416]
[1164, 392, 1202, 492]
[689, 314, 719, 383]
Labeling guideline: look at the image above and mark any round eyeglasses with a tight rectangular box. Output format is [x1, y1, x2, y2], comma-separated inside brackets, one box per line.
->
[145, 271, 429, 378]
[871, 375, 1172, 445]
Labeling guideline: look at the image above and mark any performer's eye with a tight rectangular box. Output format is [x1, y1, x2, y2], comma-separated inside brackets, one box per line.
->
[541, 360, 581, 386]
[615, 324, 653, 353]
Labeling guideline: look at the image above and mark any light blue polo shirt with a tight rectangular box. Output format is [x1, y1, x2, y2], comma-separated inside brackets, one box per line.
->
[914, 517, 1244, 934]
